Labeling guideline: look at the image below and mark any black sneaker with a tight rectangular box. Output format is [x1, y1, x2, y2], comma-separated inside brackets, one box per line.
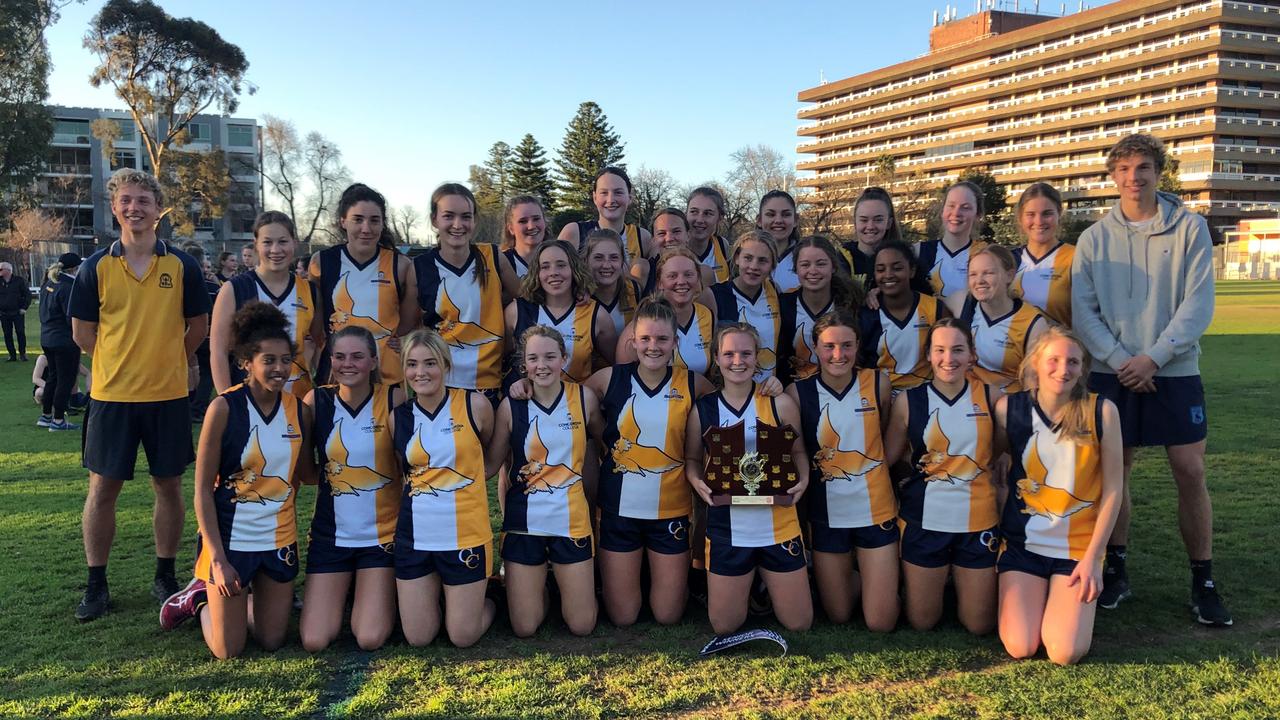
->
[75, 586, 111, 621]
[1191, 579, 1233, 627]
[152, 575, 180, 603]
[1098, 566, 1131, 610]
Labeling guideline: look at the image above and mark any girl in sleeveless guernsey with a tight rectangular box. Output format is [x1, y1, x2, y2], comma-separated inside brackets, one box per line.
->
[758, 190, 802, 293]
[943, 244, 1047, 393]
[501, 195, 550, 280]
[585, 298, 715, 626]
[778, 236, 861, 386]
[585, 229, 642, 337]
[844, 187, 903, 293]
[631, 208, 716, 295]
[685, 323, 812, 635]
[414, 184, 520, 399]
[709, 230, 783, 383]
[210, 211, 323, 399]
[557, 166, 653, 264]
[857, 241, 950, 393]
[884, 319, 1002, 635]
[391, 329, 497, 648]
[786, 309, 899, 632]
[486, 326, 605, 637]
[505, 239, 616, 384]
[1011, 182, 1074, 327]
[170, 303, 313, 659]
[309, 183, 415, 385]
[685, 186, 733, 284]
[915, 181, 986, 297]
[616, 247, 717, 377]
[299, 326, 404, 653]
[995, 327, 1122, 665]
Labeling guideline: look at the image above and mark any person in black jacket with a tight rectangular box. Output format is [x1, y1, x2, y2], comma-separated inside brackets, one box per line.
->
[0, 260, 32, 361]
[38, 253, 82, 430]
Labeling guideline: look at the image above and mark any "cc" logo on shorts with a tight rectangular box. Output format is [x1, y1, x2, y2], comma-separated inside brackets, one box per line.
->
[979, 530, 999, 553]
[277, 546, 297, 567]
[668, 520, 688, 541]
[572, 536, 590, 549]
[380, 542, 395, 554]
[457, 547, 481, 569]
[781, 539, 802, 557]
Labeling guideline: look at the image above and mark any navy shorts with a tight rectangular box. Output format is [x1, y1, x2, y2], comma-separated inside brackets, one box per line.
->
[394, 540, 492, 585]
[82, 397, 194, 480]
[705, 535, 807, 577]
[598, 511, 690, 555]
[810, 519, 900, 554]
[900, 522, 999, 569]
[996, 540, 1082, 579]
[194, 537, 299, 585]
[1089, 373, 1207, 447]
[501, 532, 594, 566]
[306, 538, 396, 574]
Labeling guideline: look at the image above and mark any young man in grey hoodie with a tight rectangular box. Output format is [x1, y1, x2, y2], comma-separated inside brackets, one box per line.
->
[1071, 133, 1230, 627]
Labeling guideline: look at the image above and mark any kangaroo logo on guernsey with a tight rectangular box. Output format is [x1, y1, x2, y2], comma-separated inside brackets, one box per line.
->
[919, 410, 983, 485]
[611, 395, 680, 476]
[406, 428, 473, 496]
[814, 404, 882, 482]
[225, 427, 292, 505]
[517, 418, 581, 494]
[324, 418, 394, 496]
[1015, 434, 1092, 519]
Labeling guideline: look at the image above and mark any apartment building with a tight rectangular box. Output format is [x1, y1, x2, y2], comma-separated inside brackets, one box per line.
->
[41, 105, 261, 245]
[795, 0, 1280, 237]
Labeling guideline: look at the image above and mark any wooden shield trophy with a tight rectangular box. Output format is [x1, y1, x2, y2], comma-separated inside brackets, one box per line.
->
[704, 420, 800, 506]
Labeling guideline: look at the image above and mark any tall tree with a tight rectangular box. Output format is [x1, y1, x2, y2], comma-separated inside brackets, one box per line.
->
[957, 168, 1007, 242]
[298, 131, 349, 246]
[260, 115, 303, 225]
[629, 166, 679, 228]
[259, 116, 348, 247]
[726, 144, 795, 204]
[0, 0, 65, 215]
[509, 133, 555, 210]
[1159, 157, 1183, 195]
[555, 101, 624, 212]
[389, 205, 420, 246]
[84, 0, 250, 227]
[467, 164, 504, 245]
[484, 141, 513, 206]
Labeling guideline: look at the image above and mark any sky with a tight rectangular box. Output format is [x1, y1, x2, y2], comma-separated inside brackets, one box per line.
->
[42, 0, 1062, 213]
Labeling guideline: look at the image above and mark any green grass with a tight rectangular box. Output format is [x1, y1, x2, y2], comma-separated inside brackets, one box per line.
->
[1, 281, 1278, 719]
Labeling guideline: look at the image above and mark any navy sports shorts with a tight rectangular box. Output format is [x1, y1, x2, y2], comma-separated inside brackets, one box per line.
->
[394, 540, 492, 585]
[82, 397, 194, 479]
[1089, 373, 1207, 447]
[306, 537, 395, 574]
[996, 540, 1082, 579]
[194, 536, 298, 585]
[501, 532, 593, 566]
[810, 519, 900, 554]
[705, 535, 807, 577]
[900, 521, 999, 569]
[598, 511, 690, 555]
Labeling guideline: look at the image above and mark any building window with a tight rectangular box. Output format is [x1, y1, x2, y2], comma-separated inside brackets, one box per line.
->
[111, 150, 136, 171]
[227, 125, 254, 148]
[229, 155, 258, 177]
[187, 122, 210, 142]
[53, 119, 91, 144]
[114, 118, 135, 142]
[49, 146, 91, 174]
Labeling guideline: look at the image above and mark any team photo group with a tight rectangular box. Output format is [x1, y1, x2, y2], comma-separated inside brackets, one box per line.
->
[51, 129, 1229, 668]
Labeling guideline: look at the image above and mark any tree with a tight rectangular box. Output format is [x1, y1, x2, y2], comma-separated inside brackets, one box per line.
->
[474, 141, 512, 212]
[298, 131, 349, 247]
[260, 114, 303, 225]
[3, 208, 66, 262]
[1159, 156, 1183, 195]
[389, 205, 420, 246]
[0, 1, 68, 215]
[509, 133, 555, 210]
[84, 0, 250, 227]
[555, 101, 625, 212]
[467, 164, 504, 245]
[957, 168, 1007, 242]
[726, 144, 795, 203]
[629, 166, 679, 228]
[259, 117, 349, 247]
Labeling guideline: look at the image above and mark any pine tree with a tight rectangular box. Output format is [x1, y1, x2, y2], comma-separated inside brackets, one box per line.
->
[483, 141, 513, 207]
[554, 101, 625, 212]
[509, 133, 555, 211]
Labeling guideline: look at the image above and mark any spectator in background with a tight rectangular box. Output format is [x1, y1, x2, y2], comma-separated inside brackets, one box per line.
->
[239, 245, 257, 275]
[37, 252, 84, 431]
[182, 242, 222, 421]
[215, 252, 237, 283]
[0, 261, 32, 361]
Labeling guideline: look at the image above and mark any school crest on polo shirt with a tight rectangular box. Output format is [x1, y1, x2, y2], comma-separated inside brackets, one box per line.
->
[159, 273, 173, 288]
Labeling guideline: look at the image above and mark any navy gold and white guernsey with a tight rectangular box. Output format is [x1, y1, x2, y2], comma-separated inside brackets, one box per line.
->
[796, 370, 896, 530]
[311, 384, 400, 549]
[227, 272, 319, 398]
[599, 363, 696, 520]
[513, 297, 600, 383]
[503, 247, 530, 279]
[779, 289, 830, 384]
[772, 243, 800, 293]
[710, 280, 782, 382]
[393, 388, 491, 552]
[959, 297, 1045, 393]
[576, 220, 645, 264]
[697, 235, 731, 284]
[414, 244, 505, 391]
[1002, 391, 1104, 561]
[1012, 243, 1074, 327]
[901, 378, 997, 533]
[915, 239, 980, 297]
[857, 292, 941, 391]
[697, 389, 801, 547]
[317, 245, 403, 383]
[194, 385, 303, 579]
[674, 303, 715, 377]
[504, 381, 592, 539]
[595, 278, 641, 336]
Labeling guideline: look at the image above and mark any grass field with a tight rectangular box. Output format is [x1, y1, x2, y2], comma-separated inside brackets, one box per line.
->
[1, 281, 1278, 719]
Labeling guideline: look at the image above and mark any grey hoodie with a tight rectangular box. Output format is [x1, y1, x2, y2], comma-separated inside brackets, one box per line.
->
[1071, 191, 1214, 377]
